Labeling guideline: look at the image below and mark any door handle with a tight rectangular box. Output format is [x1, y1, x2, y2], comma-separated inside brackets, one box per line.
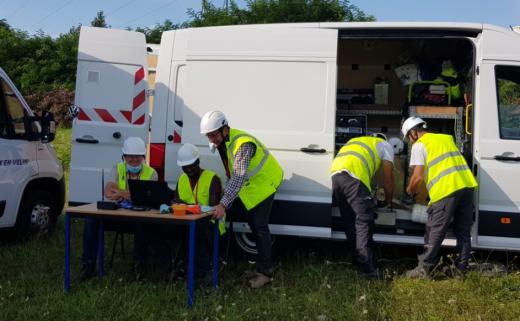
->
[76, 136, 99, 144]
[300, 147, 326, 154]
[494, 155, 520, 162]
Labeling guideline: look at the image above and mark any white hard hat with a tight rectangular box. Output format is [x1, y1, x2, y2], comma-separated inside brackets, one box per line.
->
[401, 116, 426, 138]
[389, 137, 404, 155]
[371, 132, 387, 141]
[122, 137, 146, 156]
[177, 143, 200, 166]
[200, 111, 228, 134]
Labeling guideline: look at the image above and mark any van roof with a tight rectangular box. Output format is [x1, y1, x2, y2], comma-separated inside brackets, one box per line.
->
[170, 21, 516, 37]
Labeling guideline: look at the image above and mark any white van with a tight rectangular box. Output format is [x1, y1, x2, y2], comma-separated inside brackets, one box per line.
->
[0, 68, 65, 235]
[69, 22, 520, 254]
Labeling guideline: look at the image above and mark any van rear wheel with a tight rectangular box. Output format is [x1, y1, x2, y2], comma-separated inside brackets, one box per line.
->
[233, 232, 276, 260]
[16, 190, 57, 237]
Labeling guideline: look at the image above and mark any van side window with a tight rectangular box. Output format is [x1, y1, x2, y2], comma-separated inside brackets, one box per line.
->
[496, 66, 520, 140]
[0, 79, 26, 138]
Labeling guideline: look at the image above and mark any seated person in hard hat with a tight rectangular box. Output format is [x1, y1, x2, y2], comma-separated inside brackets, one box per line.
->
[402, 117, 477, 278]
[80, 136, 158, 281]
[171, 143, 223, 280]
[200, 110, 283, 289]
[330, 133, 397, 278]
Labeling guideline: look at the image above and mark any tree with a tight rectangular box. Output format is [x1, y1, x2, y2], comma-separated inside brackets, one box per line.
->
[91, 10, 109, 28]
[187, 0, 375, 27]
[135, 19, 185, 44]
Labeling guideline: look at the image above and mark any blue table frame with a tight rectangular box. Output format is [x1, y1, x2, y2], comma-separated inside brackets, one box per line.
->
[63, 203, 219, 308]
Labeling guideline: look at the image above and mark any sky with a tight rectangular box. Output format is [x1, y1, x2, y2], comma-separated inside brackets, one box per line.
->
[1, 0, 519, 37]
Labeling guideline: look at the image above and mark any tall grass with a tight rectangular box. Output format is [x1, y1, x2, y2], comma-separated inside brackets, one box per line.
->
[1, 127, 519, 321]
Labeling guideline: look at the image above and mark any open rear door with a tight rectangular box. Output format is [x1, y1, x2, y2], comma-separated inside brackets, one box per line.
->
[174, 25, 337, 237]
[69, 27, 149, 204]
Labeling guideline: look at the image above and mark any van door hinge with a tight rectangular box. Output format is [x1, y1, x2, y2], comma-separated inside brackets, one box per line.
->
[146, 89, 155, 97]
[476, 66, 480, 75]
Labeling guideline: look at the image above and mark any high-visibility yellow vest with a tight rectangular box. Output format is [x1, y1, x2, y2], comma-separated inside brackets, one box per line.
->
[226, 128, 283, 210]
[116, 162, 155, 190]
[330, 136, 384, 192]
[417, 133, 478, 204]
[178, 170, 215, 205]
[178, 169, 226, 235]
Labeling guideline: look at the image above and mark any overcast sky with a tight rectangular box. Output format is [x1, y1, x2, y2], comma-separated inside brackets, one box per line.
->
[1, 0, 519, 37]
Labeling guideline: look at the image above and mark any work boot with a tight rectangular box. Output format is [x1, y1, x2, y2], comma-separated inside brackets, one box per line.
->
[404, 265, 430, 279]
[80, 263, 96, 282]
[248, 273, 272, 289]
[243, 270, 261, 280]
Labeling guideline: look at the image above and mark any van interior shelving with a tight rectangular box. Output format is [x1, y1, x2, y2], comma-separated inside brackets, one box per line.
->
[333, 36, 475, 236]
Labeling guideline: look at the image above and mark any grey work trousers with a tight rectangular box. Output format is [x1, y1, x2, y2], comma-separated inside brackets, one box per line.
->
[418, 188, 474, 270]
[332, 172, 376, 273]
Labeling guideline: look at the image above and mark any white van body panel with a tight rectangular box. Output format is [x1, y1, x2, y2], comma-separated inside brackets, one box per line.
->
[70, 27, 149, 204]
[164, 27, 338, 205]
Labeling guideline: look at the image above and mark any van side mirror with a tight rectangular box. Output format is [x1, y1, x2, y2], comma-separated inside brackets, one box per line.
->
[41, 111, 56, 143]
[27, 117, 42, 141]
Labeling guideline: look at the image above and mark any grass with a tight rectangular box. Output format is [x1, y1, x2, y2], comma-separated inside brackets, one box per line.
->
[1, 127, 520, 320]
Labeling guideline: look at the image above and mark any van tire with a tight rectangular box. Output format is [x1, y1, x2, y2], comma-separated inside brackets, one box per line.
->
[16, 190, 58, 237]
[233, 232, 276, 261]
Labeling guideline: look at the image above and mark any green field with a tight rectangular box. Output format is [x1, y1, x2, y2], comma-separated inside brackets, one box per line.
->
[1, 127, 520, 321]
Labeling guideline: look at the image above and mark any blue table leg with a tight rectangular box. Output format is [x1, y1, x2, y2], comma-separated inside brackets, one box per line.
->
[213, 219, 219, 289]
[98, 220, 104, 279]
[187, 221, 196, 308]
[64, 213, 71, 293]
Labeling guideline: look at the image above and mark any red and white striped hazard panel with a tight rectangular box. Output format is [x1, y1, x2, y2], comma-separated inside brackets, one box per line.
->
[78, 66, 147, 125]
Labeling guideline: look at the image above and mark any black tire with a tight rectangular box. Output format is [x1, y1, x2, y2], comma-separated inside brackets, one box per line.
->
[15, 189, 58, 237]
[233, 231, 276, 261]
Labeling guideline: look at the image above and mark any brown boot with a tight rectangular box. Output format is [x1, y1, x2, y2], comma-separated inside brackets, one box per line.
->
[248, 273, 272, 289]
[243, 270, 261, 280]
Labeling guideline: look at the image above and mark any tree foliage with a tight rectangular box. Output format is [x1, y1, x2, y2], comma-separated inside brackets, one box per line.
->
[188, 0, 375, 27]
[0, 2, 374, 94]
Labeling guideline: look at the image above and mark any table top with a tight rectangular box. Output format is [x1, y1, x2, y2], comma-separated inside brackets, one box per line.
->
[65, 203, 211, 221]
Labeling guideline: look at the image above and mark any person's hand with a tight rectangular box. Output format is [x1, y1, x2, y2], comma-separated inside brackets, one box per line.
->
[406, 186, 413, 195]
[212, 203, 226, 220]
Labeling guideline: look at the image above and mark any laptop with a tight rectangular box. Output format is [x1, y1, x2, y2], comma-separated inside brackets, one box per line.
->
[128, 180, 172, 209]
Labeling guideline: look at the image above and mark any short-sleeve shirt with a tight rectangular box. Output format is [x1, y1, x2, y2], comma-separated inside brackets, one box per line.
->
[409, 142, 427, 166]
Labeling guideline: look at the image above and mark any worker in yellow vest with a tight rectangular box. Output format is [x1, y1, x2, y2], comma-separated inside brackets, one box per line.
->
[330, 133, 397, 278]
[172, 143, 223, 280]
[81, 137, 158, 281]
[200, 111, 283, 289]
[402, 117, 478, 278]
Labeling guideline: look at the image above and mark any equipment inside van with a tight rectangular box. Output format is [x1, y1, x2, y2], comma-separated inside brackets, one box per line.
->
[69, 23, 520, 253]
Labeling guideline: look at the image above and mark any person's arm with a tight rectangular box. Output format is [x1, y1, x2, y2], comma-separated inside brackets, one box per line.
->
[406, 165, 425, 195]
[105, 166, 126, 200]
[382, 160, 394, 205]
[213, 143, 254, 218]
[208, 176, 222, 207]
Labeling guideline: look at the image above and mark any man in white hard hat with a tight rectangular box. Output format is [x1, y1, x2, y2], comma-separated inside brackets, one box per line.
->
[330, 133, 396, 278]
[81, 136, 158, 281]
[171, 143, 223, 281]
[200, 111, 283, 288]
[402, 117, 477, 278]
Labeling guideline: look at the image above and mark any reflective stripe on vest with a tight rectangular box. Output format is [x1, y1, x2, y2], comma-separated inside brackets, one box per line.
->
[116, 162, 155, 190]
[330, 136, 383, 192]
[178, 170, 226, 235]
[225, 128, 283, 210]
[417, 133, 478, 204]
